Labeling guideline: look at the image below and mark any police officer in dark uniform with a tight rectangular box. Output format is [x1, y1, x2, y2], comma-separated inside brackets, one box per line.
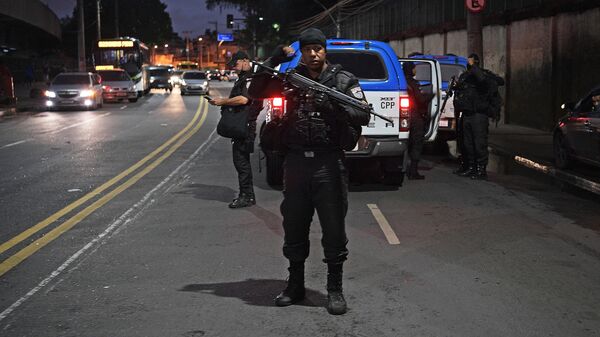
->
[453, 53, 491, 180]
[403, 61, 434, 180]
[259, 28, 369, 315]
[209, 51, 263, 207]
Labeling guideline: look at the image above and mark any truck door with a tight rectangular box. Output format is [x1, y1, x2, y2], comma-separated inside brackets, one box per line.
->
[398, 58, 442, 142]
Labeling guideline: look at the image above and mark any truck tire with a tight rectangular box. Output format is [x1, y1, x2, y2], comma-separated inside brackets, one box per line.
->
[266, 152, 284, 186]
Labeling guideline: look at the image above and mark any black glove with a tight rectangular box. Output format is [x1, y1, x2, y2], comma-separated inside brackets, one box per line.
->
[314, 90, 334, 112]
[269, 45, 295, 66]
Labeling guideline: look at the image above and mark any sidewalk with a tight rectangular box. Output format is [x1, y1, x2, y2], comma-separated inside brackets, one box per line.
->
[0, 81, 46, 117]
[487, 123, 600, 195]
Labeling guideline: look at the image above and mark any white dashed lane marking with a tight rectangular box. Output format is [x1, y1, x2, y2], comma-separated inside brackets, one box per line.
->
[367, 204, 400, 245]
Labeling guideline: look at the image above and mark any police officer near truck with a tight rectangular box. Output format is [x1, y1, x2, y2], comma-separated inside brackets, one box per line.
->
[253, 28, 370, 315]
[209, 51, 263, 208]
[403, 61, 435, 180]
[452, 53, 503, 180]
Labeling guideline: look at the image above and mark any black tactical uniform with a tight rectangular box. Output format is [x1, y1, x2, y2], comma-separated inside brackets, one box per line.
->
[228, 67, 263, 207]
[273, 61, 368, 314]
[403, 62, 434, 180]
[453, 56, 491, 180]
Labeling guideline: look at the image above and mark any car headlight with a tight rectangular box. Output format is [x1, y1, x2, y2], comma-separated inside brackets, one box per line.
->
[150, 78, 155, 83]
[45, 90, 56, 98]
[79, 90, 94, 97]
[130, 85, 136, 91]
[180, 80, 186, 86]
[203, 81, 208, 86]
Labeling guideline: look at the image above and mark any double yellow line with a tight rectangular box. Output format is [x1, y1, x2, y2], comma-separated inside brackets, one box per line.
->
[0, 97, 209, 277]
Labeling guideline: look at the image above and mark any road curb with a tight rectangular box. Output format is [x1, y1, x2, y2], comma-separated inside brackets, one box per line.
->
[489, 143, 600, 196]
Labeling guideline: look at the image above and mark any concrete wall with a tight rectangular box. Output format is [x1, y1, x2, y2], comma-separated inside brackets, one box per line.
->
[389, 7, 600, 131]
[0, 0, 61, 39]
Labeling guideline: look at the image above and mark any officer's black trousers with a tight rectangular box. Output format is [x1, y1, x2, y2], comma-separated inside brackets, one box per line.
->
[408, 114, 426, 162]
[232, 122, 256, 197]
[280, 152, 349, 264]
[463, 113, 489, 166]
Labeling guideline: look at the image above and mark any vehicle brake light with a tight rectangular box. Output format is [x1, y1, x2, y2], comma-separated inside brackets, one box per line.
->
[400, 97, 410, 109]
[272, 97, 283, 108]
[330, 42, 355, 46]
[399, 95, 410, 132]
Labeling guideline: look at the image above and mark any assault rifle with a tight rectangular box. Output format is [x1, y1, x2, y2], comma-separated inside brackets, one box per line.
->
[440, 75, 457, 114]
[250, 61, 394, 125]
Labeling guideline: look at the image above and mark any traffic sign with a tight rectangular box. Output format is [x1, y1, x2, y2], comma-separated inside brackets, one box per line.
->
[217, 33, 234, 42]
[465, 0, 486, 13]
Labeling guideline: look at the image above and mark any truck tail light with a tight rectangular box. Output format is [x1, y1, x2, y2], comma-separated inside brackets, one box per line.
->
[399, 95, 410, 132]
[272, 97, 283, 108]
[266, 97, 286, 123]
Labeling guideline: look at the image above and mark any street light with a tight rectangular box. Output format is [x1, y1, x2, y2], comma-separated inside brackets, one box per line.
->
[259, 17, 264, 21]
[164, 44, 169, 48]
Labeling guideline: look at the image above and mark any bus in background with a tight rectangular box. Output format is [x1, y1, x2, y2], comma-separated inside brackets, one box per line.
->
[93, 38, 150, 97]
[176, 61, 199, 71]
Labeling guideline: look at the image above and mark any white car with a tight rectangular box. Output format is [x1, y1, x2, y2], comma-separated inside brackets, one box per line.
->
[180, 71, 209, 95]
[45, 72, 104, 110]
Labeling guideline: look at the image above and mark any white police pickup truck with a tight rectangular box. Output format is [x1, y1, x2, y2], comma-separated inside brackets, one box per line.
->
[260, 39, 442, 185]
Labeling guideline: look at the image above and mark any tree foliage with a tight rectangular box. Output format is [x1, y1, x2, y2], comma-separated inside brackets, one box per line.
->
[61, 0, 177, 59]
[206, 0, 341, 56]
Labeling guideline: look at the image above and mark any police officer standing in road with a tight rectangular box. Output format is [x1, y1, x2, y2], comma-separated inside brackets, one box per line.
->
[453, 53, 493, 180]
[209, 51, 263, 208]
[257, 28, 369, 315]
[403, 61, 434, 180]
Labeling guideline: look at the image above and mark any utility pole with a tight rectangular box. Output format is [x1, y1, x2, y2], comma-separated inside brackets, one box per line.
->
[208, 21, 218, 65]
[182, 31, 193, 62]
[466, 0, 485, 65]
[114, 0, 119, 37]
[96, 0, 101, 40]
[77, 0, 86, 71]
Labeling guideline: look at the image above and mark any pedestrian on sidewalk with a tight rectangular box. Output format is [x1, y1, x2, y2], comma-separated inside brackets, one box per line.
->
[403, 61, 434, 180]
[24, 63, 34, 87]
[208, 51, 262, 208]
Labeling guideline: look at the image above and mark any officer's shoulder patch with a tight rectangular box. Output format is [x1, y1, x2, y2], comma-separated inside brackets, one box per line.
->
[350, 86, 364, 100]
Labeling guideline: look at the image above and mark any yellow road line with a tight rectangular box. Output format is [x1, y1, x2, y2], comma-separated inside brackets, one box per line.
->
[0, 99, 208, 277]
[367, 204, 400, 245]
[0, 98, 204, 256]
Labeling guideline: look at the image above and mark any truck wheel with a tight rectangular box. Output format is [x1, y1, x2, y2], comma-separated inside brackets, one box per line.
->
[266, 152, 284, 186]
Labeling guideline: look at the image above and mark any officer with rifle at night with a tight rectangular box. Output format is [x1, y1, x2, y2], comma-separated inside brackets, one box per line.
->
[248, 28, 376, 315]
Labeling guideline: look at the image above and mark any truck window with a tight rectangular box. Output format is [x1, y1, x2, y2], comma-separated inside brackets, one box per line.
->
[326, 51, 388, 81]
[440, 64, 465, 82]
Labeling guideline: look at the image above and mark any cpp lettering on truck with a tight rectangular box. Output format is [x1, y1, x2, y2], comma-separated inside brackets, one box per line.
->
[380, 97, 395, 110]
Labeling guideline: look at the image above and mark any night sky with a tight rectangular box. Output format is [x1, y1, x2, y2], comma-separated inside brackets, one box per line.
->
[44, 0, 241, 36]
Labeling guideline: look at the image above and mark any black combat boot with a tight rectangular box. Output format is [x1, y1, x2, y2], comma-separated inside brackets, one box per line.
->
[458, 162, 476, 177]
[471, 164, 488, 180]
[326, 263, 347, 315]
[275, 262, 305, 306]
[453, 156, 469, 175]
[407, 161, 425, 180]
[228, 193, 256, 209]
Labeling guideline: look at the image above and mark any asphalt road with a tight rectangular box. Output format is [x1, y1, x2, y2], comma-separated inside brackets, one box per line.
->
[0, 82, 599, 337]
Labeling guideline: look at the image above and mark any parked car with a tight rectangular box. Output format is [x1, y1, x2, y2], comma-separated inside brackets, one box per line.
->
[410, 53, 468, 140]
[553, 85, 600, 169]
[45, 72, 103, 110]
[260, 40, 442, 185]
[97, 69, 138, 103]
[148, 66, 173, 92]
[180, 71, 209, 95]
